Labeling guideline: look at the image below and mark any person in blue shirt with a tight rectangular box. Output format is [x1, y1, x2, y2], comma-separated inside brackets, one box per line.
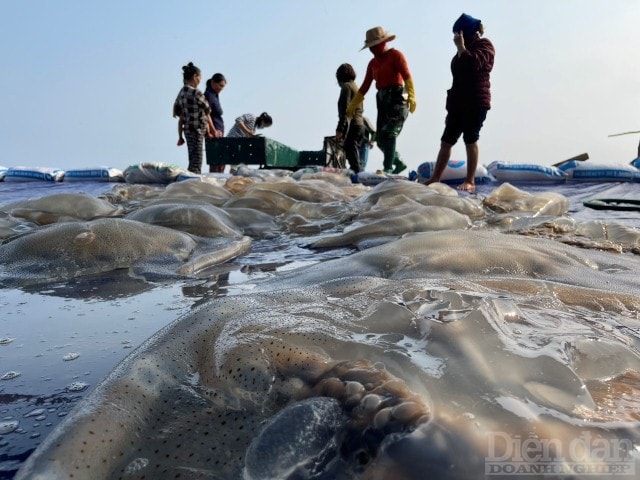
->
[204, 73, 227, 173]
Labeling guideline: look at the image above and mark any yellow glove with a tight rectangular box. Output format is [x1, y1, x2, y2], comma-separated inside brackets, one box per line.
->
[405, 77, 417, 113]
[346, 91, 365, 118]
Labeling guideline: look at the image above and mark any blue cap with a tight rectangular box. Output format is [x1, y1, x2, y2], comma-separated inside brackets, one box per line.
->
[453, 13, 481, 36]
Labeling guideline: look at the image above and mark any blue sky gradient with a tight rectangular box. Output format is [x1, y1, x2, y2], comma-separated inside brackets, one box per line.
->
[1, 0, 639, 173]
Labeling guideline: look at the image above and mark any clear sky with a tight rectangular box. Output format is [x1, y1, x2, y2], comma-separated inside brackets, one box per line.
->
[1, 0, 639, 174]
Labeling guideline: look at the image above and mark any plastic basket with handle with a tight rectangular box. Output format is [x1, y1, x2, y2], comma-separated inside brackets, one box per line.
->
[323, 136, 346, 169]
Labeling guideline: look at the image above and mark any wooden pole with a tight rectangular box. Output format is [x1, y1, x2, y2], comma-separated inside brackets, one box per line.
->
[552, 152, 589, 167]
[608, 130, 640, 137]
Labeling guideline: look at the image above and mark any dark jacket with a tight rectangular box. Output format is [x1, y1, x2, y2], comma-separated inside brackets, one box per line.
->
[446, 36, 495, 111]
[204, 87, 224, 133]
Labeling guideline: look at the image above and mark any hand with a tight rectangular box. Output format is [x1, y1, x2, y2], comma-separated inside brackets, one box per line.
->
[408, 98, 417, 114]
[454, 31, 466, 56]
[346, 102, 356, 118]
[404, 77, 417, 114]
[346, 91, 365, 118]
[454, 31, 465, 48]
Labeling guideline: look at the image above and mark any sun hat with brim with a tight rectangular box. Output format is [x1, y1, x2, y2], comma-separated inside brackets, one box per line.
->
[361, 26, 396, 50]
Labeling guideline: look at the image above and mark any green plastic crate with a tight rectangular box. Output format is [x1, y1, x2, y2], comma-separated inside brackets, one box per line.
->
[206, 137, 300, 168]
[264, 138, 299, 168]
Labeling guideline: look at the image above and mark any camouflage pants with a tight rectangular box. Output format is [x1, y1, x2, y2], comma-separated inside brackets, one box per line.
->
[376, 86, 409, 170]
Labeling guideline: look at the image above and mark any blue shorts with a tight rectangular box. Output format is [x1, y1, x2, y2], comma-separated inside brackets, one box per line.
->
[441, 108, 488, 145]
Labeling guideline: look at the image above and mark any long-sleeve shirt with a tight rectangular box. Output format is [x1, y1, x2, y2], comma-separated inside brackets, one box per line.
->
[446, 36, 495, 111]
[359, 48, 411, 95]
[173, 85, 211, 133]
[204, 87, 224, 134]
[337, 81, 363, 134]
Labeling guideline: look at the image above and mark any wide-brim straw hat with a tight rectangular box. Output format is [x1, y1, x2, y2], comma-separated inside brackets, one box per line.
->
[361, 26, 396, 50]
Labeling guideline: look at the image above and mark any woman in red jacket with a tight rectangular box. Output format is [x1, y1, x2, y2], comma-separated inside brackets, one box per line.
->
[347, 27, 416, 175]
[424, 14, 495, 193]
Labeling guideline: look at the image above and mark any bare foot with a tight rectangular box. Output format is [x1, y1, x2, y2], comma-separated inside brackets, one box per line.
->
[457, 181, 475, 193]
[177, 138, 185, 146]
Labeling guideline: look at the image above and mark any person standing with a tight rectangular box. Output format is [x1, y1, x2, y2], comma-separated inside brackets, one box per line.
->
[347, 26, 416, 174]
[335, 63, 365, 173]
[423, 13, 495, 193]
[204, 73, 227, 173]
[173, 62, 214, 174]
